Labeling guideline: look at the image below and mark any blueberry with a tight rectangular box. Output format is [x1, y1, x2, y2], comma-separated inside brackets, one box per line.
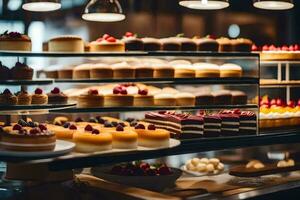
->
[111, 121, 118, 127]
[18, 119, 27, 126]
[63, 122, 71, 128]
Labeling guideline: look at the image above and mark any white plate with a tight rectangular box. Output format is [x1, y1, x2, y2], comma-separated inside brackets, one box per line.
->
[181, 165, 226, 177]
[0, 140, 75, 158]
[138, 138, 180, 151]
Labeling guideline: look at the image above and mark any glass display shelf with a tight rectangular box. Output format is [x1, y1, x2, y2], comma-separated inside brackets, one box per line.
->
[2, 130, 300, 171]
[51, 104, 258, 114]
[0, 79, 53, 85]
[54, 77, 259, 85]
[0, 103, 76, 112]
[260, 80, 300, 88]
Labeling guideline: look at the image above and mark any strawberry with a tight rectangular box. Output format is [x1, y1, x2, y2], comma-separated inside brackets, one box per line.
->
[125, 32, 134, 37]
[262, 45, 269, 51]
[102, 34, 110, 40]
[106, 36, 116, 42]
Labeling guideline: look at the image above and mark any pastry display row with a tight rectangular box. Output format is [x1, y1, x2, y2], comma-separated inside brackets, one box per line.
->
[259, 96, 300, 128]
[252, 44, 300, 61]
[0, 62, 33, 81]
[44, 60, 243, 80]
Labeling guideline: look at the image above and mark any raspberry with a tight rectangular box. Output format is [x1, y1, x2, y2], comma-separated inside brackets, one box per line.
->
[113, 87, 122, 94]
[51, 87, 60, 94]
[135, 124, 145, 129]
[85, 124, 93, 131]
[138, 89, 148, 95]
[125, 32, 134, 37]
[92, 129, 100, 134]
[13, 124, 22, 131]
[88, 89, 98, 95]
[106, 37, 116, 42]
[102, 34, 110, 40]
[69, 124, 77, 130]
[120, 89, 127, 95]
[38, 124, 47, 131]
[30, 128, 41, 135]
[35, 88, 43, 95]
[116, 124, 124, 131]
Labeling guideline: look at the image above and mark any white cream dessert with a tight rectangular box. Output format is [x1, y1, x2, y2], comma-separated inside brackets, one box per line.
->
[154, 93, 176, 106]
[220, 63, 242, 77]
[48, 35, 84, 52]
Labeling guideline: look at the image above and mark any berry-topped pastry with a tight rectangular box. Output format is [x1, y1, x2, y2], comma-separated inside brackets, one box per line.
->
[73, 124, 112, 153]
[16, 91, 32, 105]
[122, 32, 144, 51]
[90, 34, 125, 52]
[257, 44, 300, 61]
[0, 31, 31, 51]
[135, 124, 170, 148]
[0, 89, 17, 105]
[31, 88, 48, 105]
[0, 61, 11, 80]
[77, 89, 104, 108]
[104, 86, 134, 107]
[134, 88, 154, 107]
[48, 122, 78, 141]
[0, 124, 56, 152]
[11, 62, 33, 80]
[110, 124, 138, 149]
[47, 87, 68, 104]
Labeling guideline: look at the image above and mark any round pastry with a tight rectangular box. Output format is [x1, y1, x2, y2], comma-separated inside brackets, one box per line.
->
[31, 88, 48, 105]
[122, 32, 144, 51]
[134, 65, 154, 78]
[73, 64, 92, 79]
[0, 62, 11, 80]
[90, 63, 113, 79]
[49, 123, 78, 141]
[17, 91, 32, 105]
[231, 91, 247, 104]
[193, 63, 220, 78]
[135, 124, 170, 148]
[110, 125, 138, 149]
[11, 62, 33, 80]
[153, 64, 175, 78]
[73, 125, 112, 153]
[173, 64, 195, 78]
[232, 38, 253, 52]
[90, 34, 125, 52]
[112, 62, 135, 79]
[134, 89, 154, 107]
[58, 68, 73, 79]
[212, 90, 232, 105]
[195, 92, 214, 105]
[175, 92, 196, 106]
[194, 36, 219, 52]
[0, 124, 56, 152]
[217, 37, 233, 52]
[77, 89, 104, 108]
[104, 86, 134, 107]
[48, 35, 84, 52]
[154, 93, 176, 106]
[0, 31, 31, 51]
[160, 38, 181, 51]
[0, 89, 17, 105]
[220, 63, 242, 77]
[172, 37, 197, 51]
[47, 87, 68, 104]
[141, 37, 162, 51]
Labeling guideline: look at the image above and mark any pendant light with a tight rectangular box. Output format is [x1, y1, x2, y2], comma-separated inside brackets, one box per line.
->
[82, 0, 125, 22]
[253, 0, 294, 10]
[22, 0, 61, 12]
[179, 0, 229, 10]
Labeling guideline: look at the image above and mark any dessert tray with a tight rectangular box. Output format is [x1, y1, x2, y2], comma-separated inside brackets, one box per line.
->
[0, 140, 75, 158]
[180, 165, 228, 177]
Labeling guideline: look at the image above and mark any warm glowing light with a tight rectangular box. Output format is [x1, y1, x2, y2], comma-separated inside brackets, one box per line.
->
[22, 2, 61, 12]
[82, 13, 125, 22]
[253, 0, 294, 10]
[179, 0, 229, 10]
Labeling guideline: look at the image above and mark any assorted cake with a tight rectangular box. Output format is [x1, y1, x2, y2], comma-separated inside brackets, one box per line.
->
[0, 31, 31, 51]
[90, 34, 125, 52]
[47, 87, 68, 104]
[48, 35, 84, 52]
[122, 32, 144, 51]
[253, 44, 300, 61]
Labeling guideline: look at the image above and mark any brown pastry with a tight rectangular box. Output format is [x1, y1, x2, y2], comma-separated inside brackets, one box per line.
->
[17, 91, 32, 105]
[217, 37, 233, 52]
[11, 62, 33, 80]
[0, 89, 17, 105]
[47, 87, 68, 104]
[31, 88, 48, 105]
[232, 38, 253, 52]
[90, 63, 113, 79]
[58, 68, 73, 79]
[0, 31, 31, 51]
[0, 61, 11, 80]
[194, 36, 219, 52]
[77, 89, 104, 108]
[141, 37, 161, 51]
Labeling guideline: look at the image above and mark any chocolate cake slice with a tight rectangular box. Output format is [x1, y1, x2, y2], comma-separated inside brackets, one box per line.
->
[202, 114, 221, 137]
[219, 113, 240, 136]
[239, 111, 257, 135]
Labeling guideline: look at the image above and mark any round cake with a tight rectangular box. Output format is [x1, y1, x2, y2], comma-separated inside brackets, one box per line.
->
[193, 63, 220, 78]
[90, 34, 125, 52]
[153, 64, 175, 78]
[232, 38, 253, 52]
[17, 91, 32, 105]
[141, 37, 162, 51]
[160, 38, 181, 51]
[217, 37, 233, 52]
[47, 87, 68, 104]
[90, 63, 113, 79]
[58, 68, 73, 79]
[112, 62, 135, 79]
[77, 89, 104, 108]
[0, 89, 17, 105]
[0, 31, 31, 51]
[104, 86, 134, 107]
[48, 123, 78, 141]
[172, 37, 197, 51]
[220, 63, 242, 77]
[48, 35, 84, 52]
[194, 36, 219, 52]
[110, 125, 138, 149]
[173, 64, 195, 78]
[175, 92, 196, 106]
[73, 63, 92, 79]
[134, 65, 154, 78]
[154, 93, 176, 106]
[0, 124, 56, 152]
[122, 32, 144, 51]
[133, 89, 154, 107]
[31, 88, 48, 105]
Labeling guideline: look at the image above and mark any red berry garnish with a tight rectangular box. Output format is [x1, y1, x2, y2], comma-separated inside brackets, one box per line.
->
[289, 45, 294, 51]
[135, 123, 145, 129]
[251, 44, 258, 51]
[138, 89, 148, 95]
[116, 124, 124, 131]
[125, 32, 134, 37]
[232, 109, 241, 115]
[145, 168, 157, 176]
[103, 34, 110, 40]
[13, 124, 22, 131]
[262, 45, 269, 51]
[92, 129, 100, 134]
[85, 124, 93, 131]
[158, 165, 172, 175]
[35, 88, 43, 95]
[38, 124, 47, 131]
[140, 163, 150, 171]
[294, 44, 300, 51]
[88, 89, 98, 95]
[148, 124, 156, 130]
[51, 87, 60, 94]
[69, 124, 77, 130]
[281, 45, 289, 51]
[269, 45, 276, 51]
[120, 89, 127, 95]
[106, 37, 116, 42]
[30, 128, 41, 135]
[113, 87, 121, 94]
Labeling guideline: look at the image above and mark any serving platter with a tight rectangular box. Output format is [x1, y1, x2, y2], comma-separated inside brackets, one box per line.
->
[180, 164, 228, 177]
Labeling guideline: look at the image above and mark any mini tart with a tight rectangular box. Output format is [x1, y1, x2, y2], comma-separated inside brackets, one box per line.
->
[48, 35, 84, 52]
[47, 88, 68, 104]
[220, 63, 242, 77]
[141, 37, 162, 51]
[90, 63, 113, 79]
[112, 62, 135, 79]
[153, 64, 175, 78]
[110, 127, 138, 149]
[135, 125, 170, 148]
[104, 94, 134, 107]
[217, 37, 233, 52]
[90, 39, 125, 52]
[0, 127, 56, 152]
[134, 94, 154, 107]
[193, 63, 220, 78]
[0, 62, 11, 80]
[134, 65, 154, 78]
[73, 64, 92, 79]
[17, 91, 32, 105]
[58, 68, 73, 79]
[73, 131, 112, 153]
[194, 37, 219, 52]
[232, 38, 253, 52]
[0, 89, 17, 105]
[31, 89, 48, 105]
[0, 31, 31, 51]
[77, 90, 104, 108]
[154, 93, 176, 106]
[175, 92, 196, 106]
[11, 62, 33, 80]
[160, 38, 181, 51]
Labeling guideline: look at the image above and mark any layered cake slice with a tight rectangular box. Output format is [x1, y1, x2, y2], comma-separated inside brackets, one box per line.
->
[219, 110, 240, 136]
[180, 115, 204, 139]
[202, 114, 221, 137]
[239, 111, 257, 135]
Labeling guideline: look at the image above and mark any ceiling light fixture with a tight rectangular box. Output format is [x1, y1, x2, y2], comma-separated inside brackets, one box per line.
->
[82, 0, 125, 22]
[179, 0, 229, 10]
[253, 0, 294, 10]
[22, 0, 61, 12]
